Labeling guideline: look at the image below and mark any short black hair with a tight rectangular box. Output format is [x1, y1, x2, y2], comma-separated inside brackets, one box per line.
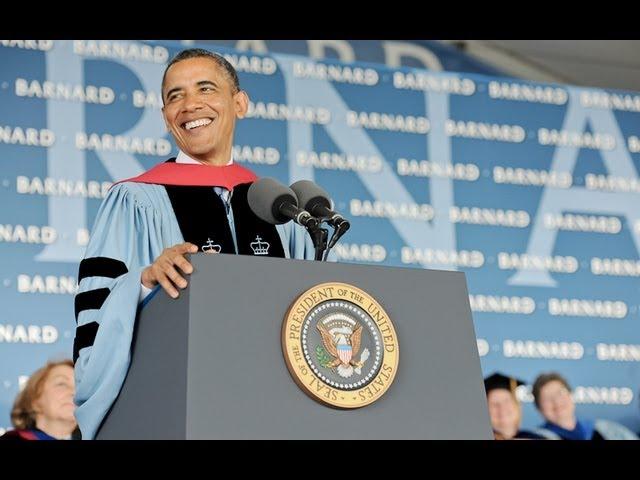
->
[532, 372, 572, 409]
[161, 48, 240, 102]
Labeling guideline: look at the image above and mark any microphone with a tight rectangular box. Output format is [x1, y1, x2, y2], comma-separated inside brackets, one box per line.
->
[290, 180, 350, 253]
[247, 177, 318, 229]
[289, 180, 350, 231]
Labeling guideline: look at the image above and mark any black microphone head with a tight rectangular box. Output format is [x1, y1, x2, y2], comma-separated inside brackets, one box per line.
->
[289, 179, 332, 213]
[248, 177, 298, 225]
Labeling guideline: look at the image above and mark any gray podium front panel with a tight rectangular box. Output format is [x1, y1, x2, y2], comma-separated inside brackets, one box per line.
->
[97, 254, 492, 439]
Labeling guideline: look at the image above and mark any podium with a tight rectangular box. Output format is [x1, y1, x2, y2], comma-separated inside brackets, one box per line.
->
[96, 254, 492, 439]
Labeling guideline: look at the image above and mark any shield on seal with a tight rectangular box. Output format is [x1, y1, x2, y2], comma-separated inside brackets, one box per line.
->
[337, 341, 352, 364]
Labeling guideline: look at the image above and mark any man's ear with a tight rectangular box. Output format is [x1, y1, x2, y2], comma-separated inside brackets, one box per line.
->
[234, 90, 249, 119]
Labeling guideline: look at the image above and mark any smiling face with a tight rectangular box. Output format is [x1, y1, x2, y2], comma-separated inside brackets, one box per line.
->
[538, 380, 576, 427]
[487, 389, 521, 438]
[162, 56, 249, 166]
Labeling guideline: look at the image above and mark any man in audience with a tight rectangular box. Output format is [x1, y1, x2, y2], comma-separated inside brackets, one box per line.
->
[484, 372, 546, 440]
[532, 372, 638, 440]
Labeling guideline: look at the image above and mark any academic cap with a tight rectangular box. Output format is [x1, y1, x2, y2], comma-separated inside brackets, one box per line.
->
[484, 372, 525, 395]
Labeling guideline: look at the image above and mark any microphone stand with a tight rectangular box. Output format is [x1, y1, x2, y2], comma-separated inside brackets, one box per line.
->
[306, 222, 329, 261]
[321, 219, 350, 261]
[278, 203, 328, 260]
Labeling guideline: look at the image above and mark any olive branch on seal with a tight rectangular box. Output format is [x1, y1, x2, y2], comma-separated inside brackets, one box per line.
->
[315, 345, 332, 368]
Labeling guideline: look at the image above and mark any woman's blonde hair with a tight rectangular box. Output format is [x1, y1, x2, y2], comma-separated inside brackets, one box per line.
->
[10, 359, 74, 430]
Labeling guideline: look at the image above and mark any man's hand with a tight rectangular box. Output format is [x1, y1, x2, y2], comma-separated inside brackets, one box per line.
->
[141, 242, 199, 298]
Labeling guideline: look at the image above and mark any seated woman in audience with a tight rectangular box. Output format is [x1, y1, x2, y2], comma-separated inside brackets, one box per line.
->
[484, 372, 546, 440]
[0, 359, 78, 440]
[532, 372, 638, 440]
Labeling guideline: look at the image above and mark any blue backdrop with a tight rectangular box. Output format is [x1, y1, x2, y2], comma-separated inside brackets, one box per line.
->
[1, 39, 639, 434]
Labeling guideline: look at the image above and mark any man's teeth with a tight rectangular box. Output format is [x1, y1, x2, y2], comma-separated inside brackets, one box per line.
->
[185, 118, 213, 130]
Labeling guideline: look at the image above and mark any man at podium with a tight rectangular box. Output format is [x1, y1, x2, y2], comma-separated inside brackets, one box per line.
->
[72, 48, 317, 439]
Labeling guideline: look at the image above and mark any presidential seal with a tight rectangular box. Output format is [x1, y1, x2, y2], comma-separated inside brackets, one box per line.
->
[282, 282, 399, 408]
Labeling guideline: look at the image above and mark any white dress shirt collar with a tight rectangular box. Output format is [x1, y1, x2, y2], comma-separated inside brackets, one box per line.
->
[175, 150, 234, 166]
